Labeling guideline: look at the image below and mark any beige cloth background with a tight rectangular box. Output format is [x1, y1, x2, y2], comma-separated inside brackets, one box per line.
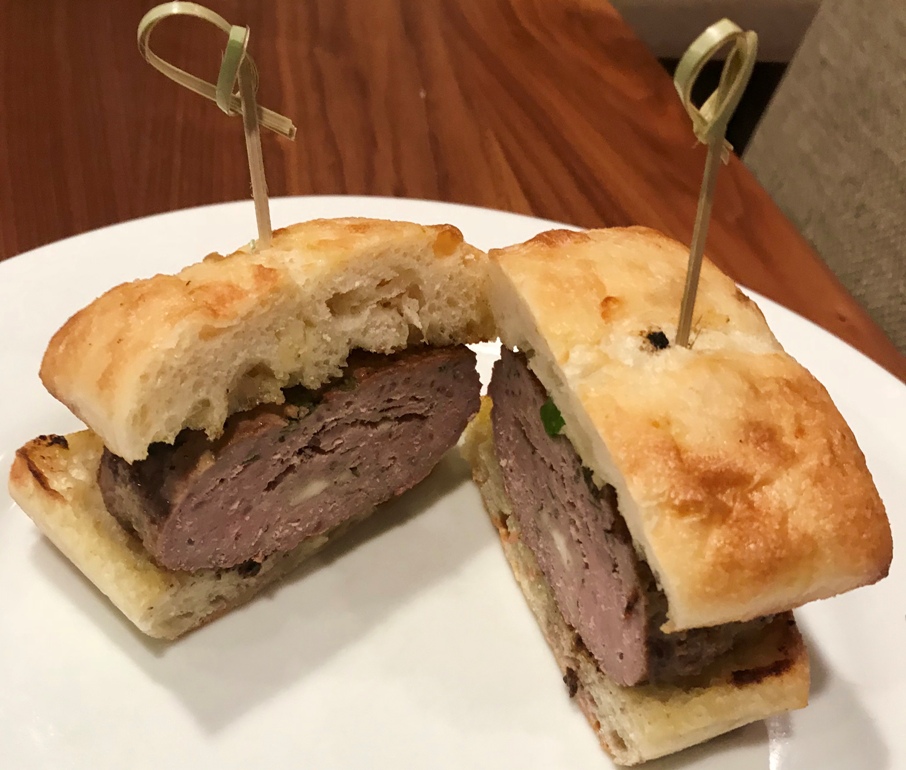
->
[745, 0, 906, 352]
[610, 0, 820, 61]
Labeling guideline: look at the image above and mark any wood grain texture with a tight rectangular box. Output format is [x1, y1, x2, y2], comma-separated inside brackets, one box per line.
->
[1, 0, 903, 380]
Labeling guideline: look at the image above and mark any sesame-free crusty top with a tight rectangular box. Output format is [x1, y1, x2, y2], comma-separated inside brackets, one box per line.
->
[40, 218, 494, 462]
[488, 226, 892, 631]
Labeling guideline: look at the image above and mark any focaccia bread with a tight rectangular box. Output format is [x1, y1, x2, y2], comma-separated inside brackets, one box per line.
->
[461, 399, 809, 765]
[488, 226, 892, 631]
[41, 218, 493, 462]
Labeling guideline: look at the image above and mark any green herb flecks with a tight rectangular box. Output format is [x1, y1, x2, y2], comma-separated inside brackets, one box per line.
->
[540, 398, 565, 437]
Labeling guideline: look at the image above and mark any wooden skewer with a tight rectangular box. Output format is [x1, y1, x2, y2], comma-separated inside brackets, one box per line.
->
[137, 2, 296, 249]
[673, 19, 758, 347]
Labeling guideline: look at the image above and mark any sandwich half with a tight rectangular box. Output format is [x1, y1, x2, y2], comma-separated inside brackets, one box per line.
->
[461, 226, 892, 764]
[9, 217, 493, 639]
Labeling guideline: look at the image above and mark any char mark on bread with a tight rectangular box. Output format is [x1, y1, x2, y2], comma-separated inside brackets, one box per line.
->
[489, 347, 770, 685]
[14, 435, 72, 500]
[98, 346, 480, 571]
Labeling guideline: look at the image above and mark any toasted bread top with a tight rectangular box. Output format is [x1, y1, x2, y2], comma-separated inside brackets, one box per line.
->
[41, 218, 493, 461]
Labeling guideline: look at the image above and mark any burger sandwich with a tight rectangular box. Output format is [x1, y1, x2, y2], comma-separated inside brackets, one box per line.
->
[9, 217, 493, 640]
[461, 226, 893, 765]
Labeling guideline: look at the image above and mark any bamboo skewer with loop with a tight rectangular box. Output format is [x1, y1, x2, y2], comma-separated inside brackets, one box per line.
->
[137, 2, 296, 249]
[673, 19, 757, 347]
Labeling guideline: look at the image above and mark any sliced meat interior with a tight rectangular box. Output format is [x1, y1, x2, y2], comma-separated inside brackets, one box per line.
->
[488, 346, 770, 686]
[99, 345, 480, 572]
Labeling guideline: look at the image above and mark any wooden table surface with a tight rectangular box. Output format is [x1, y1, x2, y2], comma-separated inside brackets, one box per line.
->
[2, 0, 904, 381]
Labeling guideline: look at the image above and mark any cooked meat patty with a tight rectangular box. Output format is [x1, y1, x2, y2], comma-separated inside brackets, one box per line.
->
[489, 347, 769, 685]
[98, 345, 480, 571]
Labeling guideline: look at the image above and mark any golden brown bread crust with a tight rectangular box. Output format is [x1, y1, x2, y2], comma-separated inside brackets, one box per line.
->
[460, 399, 810, 765]
[8, 431, 367, 640]
[488, 227, 892, 631]
[41, 217, 493, 461]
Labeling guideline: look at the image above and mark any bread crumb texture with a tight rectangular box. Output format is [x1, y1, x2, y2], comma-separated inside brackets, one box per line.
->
[40, 218, 493, 461]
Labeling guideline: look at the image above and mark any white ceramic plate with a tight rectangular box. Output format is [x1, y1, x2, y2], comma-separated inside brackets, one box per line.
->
[1, 197, 902, 769]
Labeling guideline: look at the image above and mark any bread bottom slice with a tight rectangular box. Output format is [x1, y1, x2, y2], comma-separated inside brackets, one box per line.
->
[460, 399, 810, 766]
[8, 430, 375, 640]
